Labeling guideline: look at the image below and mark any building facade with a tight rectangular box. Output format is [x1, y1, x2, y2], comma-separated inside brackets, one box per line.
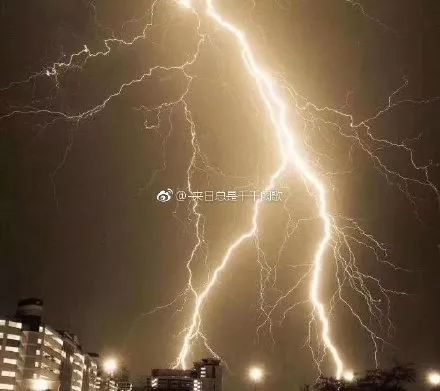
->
[147, 369, 197, 391]
[0, 299, 102, 391]
[193, 359, 221, 391]
[146, 359, 222, 391]
[0, 319, 25, 391]
[113, 367, 131, 391]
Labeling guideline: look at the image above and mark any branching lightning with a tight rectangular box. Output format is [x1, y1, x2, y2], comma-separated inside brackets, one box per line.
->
[173, 0, 347, 375]
[1, 0, 438, 381]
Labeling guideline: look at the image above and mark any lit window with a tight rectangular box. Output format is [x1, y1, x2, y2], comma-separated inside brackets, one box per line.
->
[0, 320, 5, 326]
[1, 371, 15, 378]
[37, 339, 42, 344]
[0, 384, 13, 390]
[5, 347, 18, 353]
[7, 322, 21, 330]
[36, 350, 41, 355]
[7, 335, 20, 341]
[0, 333, 3, 339]
[3, 359, 17, 365]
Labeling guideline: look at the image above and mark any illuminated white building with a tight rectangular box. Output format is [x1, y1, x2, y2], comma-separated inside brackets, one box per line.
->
[0, 319, 25, 391]
[0, 299, 100, 391]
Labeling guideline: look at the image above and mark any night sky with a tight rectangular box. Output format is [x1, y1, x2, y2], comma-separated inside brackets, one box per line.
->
[0, 0, 439, 390]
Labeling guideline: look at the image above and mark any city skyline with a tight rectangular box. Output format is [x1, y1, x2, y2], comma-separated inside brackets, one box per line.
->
[0, 297, 225, 391]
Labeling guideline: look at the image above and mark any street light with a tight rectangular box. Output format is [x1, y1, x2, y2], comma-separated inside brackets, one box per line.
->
[249, 366, 264, 391]
[342, 370, 355, 382]
[427, 371, 440, 388]
[179, 0, 191, 8]
[103, 358, 118, 377]
[32, 379, 50, 391]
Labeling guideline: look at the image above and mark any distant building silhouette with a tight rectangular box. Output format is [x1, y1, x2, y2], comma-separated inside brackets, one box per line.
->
[146, 358, 222, 391]
[114, 367, 132, 391]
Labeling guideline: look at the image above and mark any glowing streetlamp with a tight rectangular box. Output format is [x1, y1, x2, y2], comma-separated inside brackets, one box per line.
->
[179, 0, 191, 8]
[103, 358, 118, 377]
[32, 379, 50, 391]
[342, 370, 355, 383]
[249, 367, 264, 391]
[428, 371, 440, 388]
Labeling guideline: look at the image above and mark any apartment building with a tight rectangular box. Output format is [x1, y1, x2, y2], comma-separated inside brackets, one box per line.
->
[0, 299, 100, 391]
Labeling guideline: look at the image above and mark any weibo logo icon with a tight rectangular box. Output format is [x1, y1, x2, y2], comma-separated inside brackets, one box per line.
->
[156, 189, 173, 203]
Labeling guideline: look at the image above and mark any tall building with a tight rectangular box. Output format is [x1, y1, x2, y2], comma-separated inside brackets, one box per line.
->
[0, 299, 101, 391]
[58, 331, 89, 391]
[193, 359, 221, 391]
[0, 318, 25, 391]
[82, 354, 99, 391]
[146, 359, 222, 391]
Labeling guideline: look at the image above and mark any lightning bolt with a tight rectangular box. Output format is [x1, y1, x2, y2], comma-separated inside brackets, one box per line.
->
[173, 0, 346, 376]
[173, 0, 437, 379]
[1, 0, 438, 382]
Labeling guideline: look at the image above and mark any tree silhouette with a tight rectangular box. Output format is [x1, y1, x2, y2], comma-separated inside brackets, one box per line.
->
[310, 364, 416, 391]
